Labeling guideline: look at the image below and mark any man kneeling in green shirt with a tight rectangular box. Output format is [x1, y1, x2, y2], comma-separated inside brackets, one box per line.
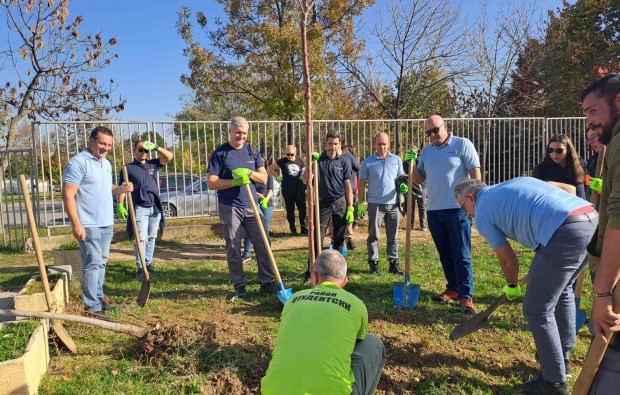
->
[261, 249, 386, 395]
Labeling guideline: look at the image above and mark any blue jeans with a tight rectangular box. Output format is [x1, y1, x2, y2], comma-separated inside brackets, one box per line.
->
[79, 225, 113, 312]
[134, 206, 161, 270]
[523, 217, 597, 383]
[244, 206, 273, 255]
[427, 209, 473, 298]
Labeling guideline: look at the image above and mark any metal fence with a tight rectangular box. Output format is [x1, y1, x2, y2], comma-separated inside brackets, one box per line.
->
[0, 149, 35, 250]
[28, 117, 589, 229]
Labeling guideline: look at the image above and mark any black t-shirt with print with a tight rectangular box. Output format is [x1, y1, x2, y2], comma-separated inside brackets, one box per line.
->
[276, 157, 305, 187]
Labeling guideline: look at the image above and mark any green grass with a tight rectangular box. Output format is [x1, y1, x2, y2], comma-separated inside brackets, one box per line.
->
[0, 231, 595, 394]
[0, 320, 39, 362]
[22, 273, 63, 295]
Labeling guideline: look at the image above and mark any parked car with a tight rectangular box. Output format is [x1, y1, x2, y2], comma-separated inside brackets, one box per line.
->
[160, 177, 282, 218]
[158, 173, 200, 194]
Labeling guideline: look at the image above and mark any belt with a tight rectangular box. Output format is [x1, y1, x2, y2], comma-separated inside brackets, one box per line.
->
[562, 210, 598, 225]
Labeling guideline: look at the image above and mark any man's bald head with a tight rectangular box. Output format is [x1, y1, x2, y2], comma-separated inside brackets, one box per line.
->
[374, 132, 390, 158]
[425, 114, 448, 146]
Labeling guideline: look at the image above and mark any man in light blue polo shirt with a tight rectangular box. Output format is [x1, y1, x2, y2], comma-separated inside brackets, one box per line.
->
[454, 177, 596, 395]
[408, 115, 481, 315]
[62, 126, 133, 315]
[358, 132, 406, 275]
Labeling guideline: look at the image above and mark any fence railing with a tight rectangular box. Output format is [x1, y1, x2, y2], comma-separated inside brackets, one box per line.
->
[0, 149, 35, 250]
[29, 117, 589, 228]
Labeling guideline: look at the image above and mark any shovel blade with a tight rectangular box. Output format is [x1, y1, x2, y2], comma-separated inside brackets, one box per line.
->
[136, 279, 151, 306]
[575, 297, 588, 333]
[449, 312, 491, 341]
[393, 281, 420, 309]
[277, 283, 293, 305]
[51, 319, 77, 353]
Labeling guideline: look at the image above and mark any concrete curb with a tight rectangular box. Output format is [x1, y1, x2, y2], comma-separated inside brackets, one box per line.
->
[13, 272, 69, 313]
[0, 319, 50, 395]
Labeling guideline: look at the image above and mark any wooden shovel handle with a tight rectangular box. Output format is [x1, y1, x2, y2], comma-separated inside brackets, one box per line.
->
[404, 159, 414, 276]
[122, 166, 149, 281]
[314, 161, 321, 254]
[19, 175, 55, 311]
[244, 184, 283, 284]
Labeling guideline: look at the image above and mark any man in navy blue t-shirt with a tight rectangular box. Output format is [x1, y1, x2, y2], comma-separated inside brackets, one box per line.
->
[207, 117, 276, 300]
[118, 140, 174, 280]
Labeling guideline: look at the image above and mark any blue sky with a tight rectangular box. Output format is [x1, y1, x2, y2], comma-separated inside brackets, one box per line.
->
[71, 0, 571, 121]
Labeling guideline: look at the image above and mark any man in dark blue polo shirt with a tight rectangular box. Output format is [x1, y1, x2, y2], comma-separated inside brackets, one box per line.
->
[304, 131, 355, 282]
[118, 140, 174, 280]
[207, 117, 276, 300]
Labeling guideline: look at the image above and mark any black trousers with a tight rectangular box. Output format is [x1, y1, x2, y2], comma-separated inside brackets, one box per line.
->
[314, 196, 347, 256]
[282, 184, 307, 232]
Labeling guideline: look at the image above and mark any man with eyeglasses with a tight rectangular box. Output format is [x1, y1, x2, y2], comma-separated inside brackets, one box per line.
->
[454, 177, 597, 394]
[117, 139, 174, 280]
[269, 145, 308, 235]
[406, 115, 481, 315]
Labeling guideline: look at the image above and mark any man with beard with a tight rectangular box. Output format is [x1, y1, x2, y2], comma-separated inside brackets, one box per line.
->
[269, 145, 308, 235]
[581, 73, 620, 393]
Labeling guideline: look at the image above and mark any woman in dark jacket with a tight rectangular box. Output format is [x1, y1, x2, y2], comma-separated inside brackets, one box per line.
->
[533, 134, 586, 200]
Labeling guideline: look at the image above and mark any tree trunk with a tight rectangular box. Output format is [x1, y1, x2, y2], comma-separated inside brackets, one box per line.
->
[299, 2, 315, 270]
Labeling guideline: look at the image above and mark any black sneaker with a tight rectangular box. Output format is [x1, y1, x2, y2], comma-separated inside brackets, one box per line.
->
[301, 227, 309, 235]
[290, 228, 298, 235]
[100, 300, 119, 313]
[368, 261, 379, 275]
[523, 374, 569, 395]
[231, 286, 248, 302]
[260, 282, 279, 293]
[136, 269, 144, 281]
[388, 259, 404, 275]
[146, 265, 157, 274]
[241, 253, 251, 263]
[346, 239, 356, 250]
[303, 270, 312, 285]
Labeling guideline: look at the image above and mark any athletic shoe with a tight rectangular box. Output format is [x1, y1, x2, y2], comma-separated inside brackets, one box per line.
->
[346, 239, 356, 250]
[301, 227, 309, 235]
[146, 265, 157, 274]
[523, 374, 569, 395]
[368, 261, 379, 275]
[420, 227, 427, 231]
[388, 259, 404, 275]
[241, 253, 251, 263]
[432, 289, 459, 303]
[100, 300, 118, 313]
[136, 269, 144, 281]
[231, 286, 248, 302]
[260, 282, 279, 293]
[459, 296, 476, 315]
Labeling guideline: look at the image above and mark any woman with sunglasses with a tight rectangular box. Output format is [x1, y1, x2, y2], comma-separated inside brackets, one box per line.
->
[533, 135, 587, 200]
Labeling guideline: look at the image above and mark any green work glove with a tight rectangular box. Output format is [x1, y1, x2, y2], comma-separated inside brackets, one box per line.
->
[232, 168, 251, 179]
[259, 197, 268, 210]
[117, 203, 128, 220]
[590, 177, 603, 192]
[232, 175, 250, 187]
[311, 152, 320, 161]
[277, 175, 283, 182]
[502, 283, 522, 301]
[404, 150, 417, 163]
[399, 182, 408, 194]
[143, 141, 157, 151]
[357, 203, 366, 219]
[345, 206, 355, 224]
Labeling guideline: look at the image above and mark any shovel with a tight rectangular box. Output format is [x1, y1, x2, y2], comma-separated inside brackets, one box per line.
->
[122, 166, 151, 306]
[244, 184, 292, 304]
[450, 275, 528, 340]
[19, 175, 77, 353]
[314, 160, 322, 256]
[393, 159, 420, 308]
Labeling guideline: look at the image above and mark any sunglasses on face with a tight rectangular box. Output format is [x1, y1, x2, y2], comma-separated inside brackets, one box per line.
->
[547, 148, 565, 154]
[137, 148, 148, 153]
[286, 153, 295, 157]
[425, 123, 444, 136]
